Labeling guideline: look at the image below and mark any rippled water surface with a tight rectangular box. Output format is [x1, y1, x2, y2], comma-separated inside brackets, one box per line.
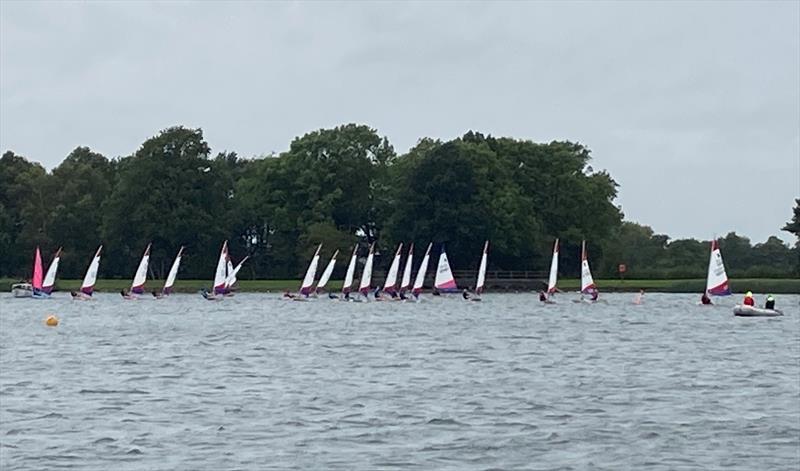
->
[1, 292, 798, 470]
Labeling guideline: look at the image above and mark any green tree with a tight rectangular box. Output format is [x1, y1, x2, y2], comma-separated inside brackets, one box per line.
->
[782, 199, 800, 240]
[48, 147, 116, 278]
[237, 124, 394, 278]
[101, 126, 230, 279]
[0, 151, 49, 277]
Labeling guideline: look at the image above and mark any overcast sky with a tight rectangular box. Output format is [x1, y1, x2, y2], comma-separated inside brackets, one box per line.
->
[2, 1, 798, 244]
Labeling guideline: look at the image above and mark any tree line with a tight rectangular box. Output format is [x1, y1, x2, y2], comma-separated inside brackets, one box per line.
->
[1, 125, 798, 281]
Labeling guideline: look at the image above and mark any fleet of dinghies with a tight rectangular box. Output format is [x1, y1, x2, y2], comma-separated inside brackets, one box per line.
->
[8, 237, 778, 313]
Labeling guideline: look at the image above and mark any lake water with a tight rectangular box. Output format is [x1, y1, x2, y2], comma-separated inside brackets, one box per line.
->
[1, 292, 798, 470]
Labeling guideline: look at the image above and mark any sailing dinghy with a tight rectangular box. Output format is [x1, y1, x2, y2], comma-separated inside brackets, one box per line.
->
[412, 243, 433, 300]
[576, 241, 599, 303]
[470, 241, 489, 301]
[341, 245, 359, 301]
[434, 245, 458, 294]
[382, 243, 403, 299]
[155, 246, 183, 298]
[546, 238, 559, 301]
[705, 240, 731, 299]
[398, 243, 414, 299]
[123, 243, 151, 299]
[73, 245, 102, 300]
[202, 241, 228, 300]
[315, 249, 339, 298]
[298, 244, 322, 299]
[39, 248, 62, 298]
[359, 242, 375, 300]
[223, 255, 249, 295]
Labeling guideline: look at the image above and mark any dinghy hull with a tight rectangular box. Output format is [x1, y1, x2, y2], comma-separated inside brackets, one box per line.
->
[733, 305, 783, 317]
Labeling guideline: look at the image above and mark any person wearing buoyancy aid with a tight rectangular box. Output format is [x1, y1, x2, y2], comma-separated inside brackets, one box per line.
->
[765, 294, 775, 310]
[743, 291, 755, 306]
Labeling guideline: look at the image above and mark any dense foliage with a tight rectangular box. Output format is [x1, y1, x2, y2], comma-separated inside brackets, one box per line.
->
[1, 125, 797, 280]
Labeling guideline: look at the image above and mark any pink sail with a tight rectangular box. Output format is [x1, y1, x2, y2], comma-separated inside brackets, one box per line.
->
[32, 247, 44, 291]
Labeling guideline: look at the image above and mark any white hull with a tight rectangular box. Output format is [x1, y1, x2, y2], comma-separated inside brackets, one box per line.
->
[11, 283, 33, 298]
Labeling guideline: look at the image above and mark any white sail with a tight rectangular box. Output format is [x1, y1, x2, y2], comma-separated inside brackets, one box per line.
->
[131, 243, 151, 294]
[213, 241, 229, 294]
[316, 249, 338, 292]
[475, 240, 489, 295]
[383, 243, 403, 293]
[412, 243, 433, 295]
[706, 239, 731, 296]
[434, 246, 457, 291]
[342, 245, 359, 295]
[163, 246, 184, 294]
[42, 247, 62, 294]
[359, 243, 375, 295]
[300, 244, 322, 295]
[547, 238, 559, 293]
[580, 240, 596, 294]
[80, 245, 102, 295]
[400, 243, 414, 292]
[225, 256, 249, 288]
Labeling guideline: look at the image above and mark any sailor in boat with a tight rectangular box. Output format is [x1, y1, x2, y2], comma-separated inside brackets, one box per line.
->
[120, 289, 136, 300]
[374, 287, 384, 301]
[579, 288, 599, 303]
[282, 290, 297, 300]
[432, 287, 441, 296]
[700, 292, 713, 305]
[539, 291, 548, 302]
[328, 292, 338, 299]
[71, 290, 92, 300]
[764, 294, 776, 310]
[633, 289, 644, 305]
[743, 291, 755, 306]
[151, 290, 161, 299]
[462, 289, 471, 300]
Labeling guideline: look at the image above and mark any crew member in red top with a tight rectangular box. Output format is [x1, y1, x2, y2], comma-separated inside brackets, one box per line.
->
[743, 291, 755, 306]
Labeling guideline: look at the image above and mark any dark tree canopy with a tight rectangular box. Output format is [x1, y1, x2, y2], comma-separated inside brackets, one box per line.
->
[0, 125, 796, 281]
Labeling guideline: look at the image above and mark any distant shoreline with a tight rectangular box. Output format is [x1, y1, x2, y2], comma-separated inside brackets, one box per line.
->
[3, 278, 798, 295]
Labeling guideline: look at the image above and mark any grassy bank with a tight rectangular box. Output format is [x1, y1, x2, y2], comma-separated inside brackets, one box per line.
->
[3, 278, 798, 294]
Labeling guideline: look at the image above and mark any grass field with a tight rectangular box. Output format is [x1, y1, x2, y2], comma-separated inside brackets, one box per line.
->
[2, 278, 798, 294]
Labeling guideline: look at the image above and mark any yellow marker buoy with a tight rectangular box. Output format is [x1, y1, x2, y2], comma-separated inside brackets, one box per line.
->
[45, 315, 59, 327]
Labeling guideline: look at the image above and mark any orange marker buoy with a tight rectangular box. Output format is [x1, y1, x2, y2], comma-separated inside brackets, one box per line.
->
[45, 315, 59, 327]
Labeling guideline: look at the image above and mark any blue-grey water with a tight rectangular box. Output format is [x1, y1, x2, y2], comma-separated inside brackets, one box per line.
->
[1, 292, 798, 470]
